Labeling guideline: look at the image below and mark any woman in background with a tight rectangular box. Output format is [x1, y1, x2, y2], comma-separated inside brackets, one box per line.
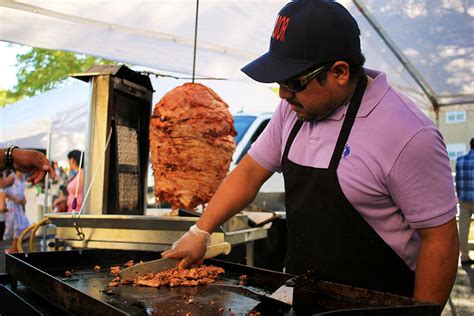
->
[0, 173, 8, 240]
[3, 171, 30, 253]
[66, 150, 84, 212]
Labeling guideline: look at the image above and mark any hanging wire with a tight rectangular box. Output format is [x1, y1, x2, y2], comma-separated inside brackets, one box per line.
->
[139, 70, 226, 81]
[72, 129, 113, 241]
[192, 0, 199, 83]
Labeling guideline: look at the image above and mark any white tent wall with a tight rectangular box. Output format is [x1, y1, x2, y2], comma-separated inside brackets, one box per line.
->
[0, 0, 286, 82]
[0, 75, 280, 162]
[0, 82, 90, 161]
[3, 0, 470, 111]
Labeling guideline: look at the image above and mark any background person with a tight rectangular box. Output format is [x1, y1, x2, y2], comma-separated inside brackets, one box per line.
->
[455, 138, 474, 266]
[3, 171, 30, 253]
[66, 150, 84, 212]
[0, 180, 6, 241]
[0, 146, 55, 250]
[53, 185, 69, 212]
[162, 0, 459, 310]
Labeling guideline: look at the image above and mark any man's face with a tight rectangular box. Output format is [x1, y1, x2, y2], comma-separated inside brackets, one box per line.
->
[278, 64, 348, 122]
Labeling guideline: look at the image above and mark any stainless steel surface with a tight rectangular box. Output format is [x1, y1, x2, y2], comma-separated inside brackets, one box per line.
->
[47, 213, 200, 231]
[47, 213, 250, 232]
[46, 213, 268, 264]
[84, 74, 110, 215]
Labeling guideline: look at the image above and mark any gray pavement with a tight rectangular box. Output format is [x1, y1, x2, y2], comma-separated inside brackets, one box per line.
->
[443, 251, 474, 316]
[0, 240, 473, 314]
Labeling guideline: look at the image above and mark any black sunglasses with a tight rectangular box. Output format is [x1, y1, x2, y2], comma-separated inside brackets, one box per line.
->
[278, 65, 328, 93]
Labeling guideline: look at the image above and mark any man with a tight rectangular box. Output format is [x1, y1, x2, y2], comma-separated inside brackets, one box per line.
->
[163, 0, 459, 308]
[456, 138, 474, 266]
[0, 146, 56, 183]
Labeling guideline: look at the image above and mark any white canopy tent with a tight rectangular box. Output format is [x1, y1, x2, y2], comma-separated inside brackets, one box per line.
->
[1, 0, 472, 110]
[0, 75, 280, 162]
[0, 82, 89, 161]
[0, 0, 473, 158]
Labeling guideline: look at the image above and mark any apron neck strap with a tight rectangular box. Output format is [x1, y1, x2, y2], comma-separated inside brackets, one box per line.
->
[329, 73, 368, 169]
[282, 119, 303, 161]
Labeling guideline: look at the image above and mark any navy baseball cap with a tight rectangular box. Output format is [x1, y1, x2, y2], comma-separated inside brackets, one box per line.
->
[241, 0, 361, 83]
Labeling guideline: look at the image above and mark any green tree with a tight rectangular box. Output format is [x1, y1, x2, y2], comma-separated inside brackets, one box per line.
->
[0, 88, 22, 107]
[10, 48, 116, 98]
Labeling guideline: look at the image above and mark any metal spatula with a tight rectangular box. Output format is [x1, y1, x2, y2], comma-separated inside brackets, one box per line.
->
[269, 269, 320, 305]
[269, 283, 294, 305]
[118, 242, 231, 279]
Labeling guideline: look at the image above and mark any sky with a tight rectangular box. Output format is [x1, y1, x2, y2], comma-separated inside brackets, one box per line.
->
[0, 40, 30, 90]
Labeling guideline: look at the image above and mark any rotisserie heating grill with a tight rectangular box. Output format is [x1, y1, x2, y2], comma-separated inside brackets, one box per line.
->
[73, 65, 153, 215]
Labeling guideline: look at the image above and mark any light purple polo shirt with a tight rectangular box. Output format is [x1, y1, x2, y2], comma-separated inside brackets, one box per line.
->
[248, 68, 457, 270]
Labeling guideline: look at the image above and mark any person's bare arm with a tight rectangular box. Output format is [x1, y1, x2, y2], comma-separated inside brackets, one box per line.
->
[1, 148, 56, 183]
[196, 154, 274, 233]
[414, 218, 459, 309]
[162, 154, 274, 267]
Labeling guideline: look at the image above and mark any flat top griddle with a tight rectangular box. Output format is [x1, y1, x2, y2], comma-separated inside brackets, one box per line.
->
[6, 249, 292, 315]
[5, 249, 440, 315]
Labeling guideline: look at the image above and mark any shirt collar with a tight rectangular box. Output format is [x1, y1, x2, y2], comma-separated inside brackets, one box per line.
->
[327, 68, 389, 121]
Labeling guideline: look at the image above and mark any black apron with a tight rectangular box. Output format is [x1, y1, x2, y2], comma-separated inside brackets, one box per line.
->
[281, 75, 415, 297]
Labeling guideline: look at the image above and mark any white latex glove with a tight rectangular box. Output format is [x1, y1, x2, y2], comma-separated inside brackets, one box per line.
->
[161, 224, 211, 269]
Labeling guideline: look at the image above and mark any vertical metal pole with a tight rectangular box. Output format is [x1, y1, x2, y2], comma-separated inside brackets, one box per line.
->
[42, 120, 53, 250]
[353, 0, 439, 111]
[192, 0, 200, 83]
[43, 121, 52, 212]
[83, 78, 96, 215]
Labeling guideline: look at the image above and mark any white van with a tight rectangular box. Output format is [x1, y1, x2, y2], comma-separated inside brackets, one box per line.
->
[231, 113, 285, 212]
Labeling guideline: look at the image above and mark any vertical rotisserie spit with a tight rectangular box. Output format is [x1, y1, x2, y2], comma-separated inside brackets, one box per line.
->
[150, 83, 236, 213]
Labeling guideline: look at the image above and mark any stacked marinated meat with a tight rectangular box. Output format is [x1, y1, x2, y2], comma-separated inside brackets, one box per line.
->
[122, 265, 225, 288]
[150, 83, 236, 211]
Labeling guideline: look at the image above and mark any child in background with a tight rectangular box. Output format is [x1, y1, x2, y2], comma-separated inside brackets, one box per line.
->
[53, 185, 68, 212]
[3, 171, 30, 253]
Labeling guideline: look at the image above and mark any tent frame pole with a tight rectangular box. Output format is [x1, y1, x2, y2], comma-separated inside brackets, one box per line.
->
[353, 0, 439, 112]
[42, 120, 53, 250]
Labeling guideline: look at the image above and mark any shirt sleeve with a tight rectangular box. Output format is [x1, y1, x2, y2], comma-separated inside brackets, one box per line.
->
[248, 100, 286, 173]
[387, 126, 457, 229]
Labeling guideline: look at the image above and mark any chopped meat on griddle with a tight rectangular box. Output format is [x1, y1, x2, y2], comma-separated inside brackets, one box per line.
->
[126, 265, 224, 288]
[110, 266, 121, 275]
[150, 83, 236, 212]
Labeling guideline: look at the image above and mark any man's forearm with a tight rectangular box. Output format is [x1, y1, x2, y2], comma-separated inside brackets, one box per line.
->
[414, 218, 459, 309]
[197, 155, 273, 233]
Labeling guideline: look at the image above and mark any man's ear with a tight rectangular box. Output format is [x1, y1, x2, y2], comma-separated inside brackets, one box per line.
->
[330, 61, 350, 86]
